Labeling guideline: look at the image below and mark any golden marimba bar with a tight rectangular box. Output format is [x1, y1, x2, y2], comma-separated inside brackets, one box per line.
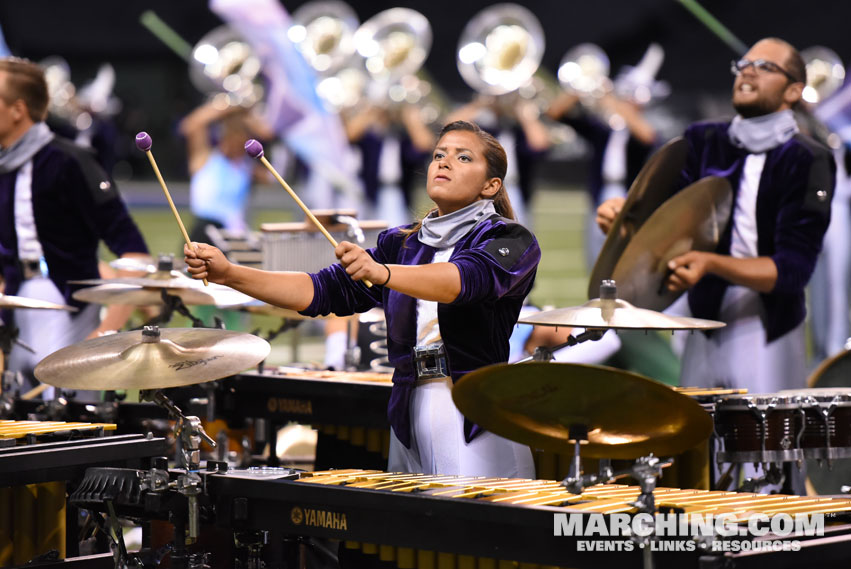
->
[0, 420, 116, 568]
[295, 469, 851, 569]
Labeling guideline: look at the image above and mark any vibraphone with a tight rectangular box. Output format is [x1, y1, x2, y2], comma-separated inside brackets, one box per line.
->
[0, 420, 167, 567]
[221, 368, 394, 469]
[73, 466, 851, 569]
[218, 374, 741, 486]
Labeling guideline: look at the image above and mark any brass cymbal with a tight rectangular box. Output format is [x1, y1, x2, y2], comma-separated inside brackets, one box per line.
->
[452, 362, 713, 459]
[518, 298, 725, 330]
[70, 274, 196, 288]
[0, 294, 77, 312]
[588, 137, 688, 300]
[609, 176, 733, 312]
[34, 327, 270, 390]
[72, 283, 253, 307]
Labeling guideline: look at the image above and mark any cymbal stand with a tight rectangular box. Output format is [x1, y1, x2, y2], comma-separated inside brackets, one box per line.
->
[739, 463, 784, 493]
[524, 328, 607, 362]
[137, 289, 206, 329]
[141, 389, 216, 543]
[561, 424, 615, 493]
[251, 317, 302, 344]
[0, 323, 29, 414]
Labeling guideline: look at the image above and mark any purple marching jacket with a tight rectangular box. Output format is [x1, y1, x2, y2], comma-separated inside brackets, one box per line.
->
[679, 121, 835, 342]
[300, 215, 541, 447]
[0, 139, 148, 310]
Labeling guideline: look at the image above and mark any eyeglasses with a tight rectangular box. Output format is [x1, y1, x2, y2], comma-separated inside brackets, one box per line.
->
[730, 58, 802, 83]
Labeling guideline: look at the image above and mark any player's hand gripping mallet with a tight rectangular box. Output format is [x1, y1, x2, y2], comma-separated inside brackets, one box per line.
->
[135, 132, 208, 286]
[244, 139, 373, 287]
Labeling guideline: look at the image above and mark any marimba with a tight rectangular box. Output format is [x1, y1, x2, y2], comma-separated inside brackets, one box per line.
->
[73, 466, 851, 569]
[0, 420, 167, 567]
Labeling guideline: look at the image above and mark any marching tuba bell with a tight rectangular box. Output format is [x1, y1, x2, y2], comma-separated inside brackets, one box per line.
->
[189, 25, 264, 108]
[456, 3, 545, 96]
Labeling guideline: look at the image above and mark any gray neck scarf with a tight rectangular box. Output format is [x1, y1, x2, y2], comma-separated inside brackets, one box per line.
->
[418, 199, 497, 248]
[728, 109, 799, 154]
[0, 123, 54, 174]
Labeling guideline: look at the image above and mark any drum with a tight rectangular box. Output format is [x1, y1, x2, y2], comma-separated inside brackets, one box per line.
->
[780, 388, 851, 461]
[801, 350, 851, 494]
[714, 394, 804, 464]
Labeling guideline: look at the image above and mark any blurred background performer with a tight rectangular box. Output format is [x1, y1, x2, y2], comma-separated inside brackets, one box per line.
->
[186, 121, 540, 478]
[211, 0, 361, 212]
[598, 38, 834, 394]
[548, 43, 665, 270]
[0, 57, 149, 399]
[179, 100, 274, 243]
[803, 45, 851, 364]
[42, 59, 123, 175]
[340, 7, 437, 227]
[451, 4, 552, 228]
[344, 102, 434, 228]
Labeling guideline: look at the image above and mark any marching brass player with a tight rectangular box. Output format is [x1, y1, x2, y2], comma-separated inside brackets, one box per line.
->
[343, 101, 435, 227]
[548, 44, 663, 270]
[597, 38, 834, 393]
[186, 120, 540, 478]
[0, 57, 149, 397]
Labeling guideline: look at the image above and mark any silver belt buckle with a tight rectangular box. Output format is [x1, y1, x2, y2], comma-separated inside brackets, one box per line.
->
[413, 343, 448, 380]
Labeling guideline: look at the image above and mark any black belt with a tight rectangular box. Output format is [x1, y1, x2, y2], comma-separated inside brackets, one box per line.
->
[412, 343, 449, 380]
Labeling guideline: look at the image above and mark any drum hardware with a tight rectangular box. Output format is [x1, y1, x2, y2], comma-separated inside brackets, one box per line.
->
[739, 463, 785, 493]
[714, 394, 806, 466]
[140, 389, 215, 545]
[1, 324, 31, 409]
[561, 421, 672, 510]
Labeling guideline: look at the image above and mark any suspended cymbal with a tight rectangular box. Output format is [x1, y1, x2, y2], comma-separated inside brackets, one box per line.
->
[70, 275, 196, 288]
[452, 362, 713, 459]
[609, 176, 733, 312]
[72, 283, 253, 307]
[0, 294, 77, 312]
[518, 298, 725, 330]
[588, 137, 688, 299]
[34, 327, 270, 390]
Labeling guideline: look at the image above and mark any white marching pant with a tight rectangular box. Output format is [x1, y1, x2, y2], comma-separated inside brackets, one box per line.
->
[388, 376, 535, 478]
[679, 286, 806, 393]
[8, 277, 101, 401]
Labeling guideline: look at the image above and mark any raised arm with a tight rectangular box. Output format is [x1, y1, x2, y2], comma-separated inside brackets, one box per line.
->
[185, 242, 315, 311]
[335, 241, 462, 303]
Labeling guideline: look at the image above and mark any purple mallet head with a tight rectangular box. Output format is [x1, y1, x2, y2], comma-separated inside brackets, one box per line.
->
[244, 139, 264, 159]
[135, 132, 153, 152]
